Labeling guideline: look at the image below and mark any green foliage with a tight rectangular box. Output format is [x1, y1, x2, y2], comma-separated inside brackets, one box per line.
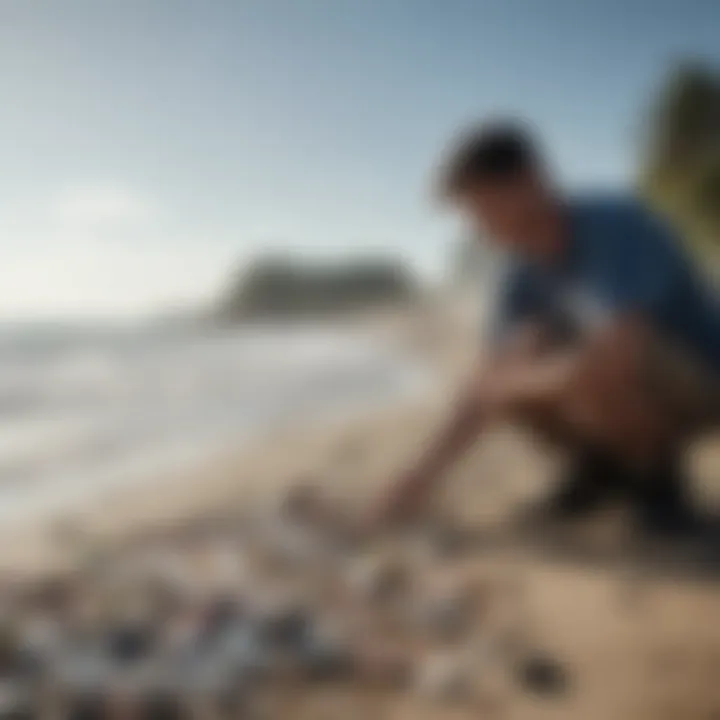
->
[641, 62, 720, 251]
[218, 254, 418, 321]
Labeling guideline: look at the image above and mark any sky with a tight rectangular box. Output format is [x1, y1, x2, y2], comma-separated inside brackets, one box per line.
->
[0, 0, 718, 320]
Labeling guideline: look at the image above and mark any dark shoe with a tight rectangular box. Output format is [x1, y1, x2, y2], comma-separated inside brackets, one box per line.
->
[632, 461, 699, 538]
[528, 449, 629, 523]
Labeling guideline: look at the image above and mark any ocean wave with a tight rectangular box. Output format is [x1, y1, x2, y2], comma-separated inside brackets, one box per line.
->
[0, 323, 429, 523]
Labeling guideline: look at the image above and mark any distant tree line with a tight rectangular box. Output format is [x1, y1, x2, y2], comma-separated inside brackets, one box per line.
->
[217, 255, 418, 321]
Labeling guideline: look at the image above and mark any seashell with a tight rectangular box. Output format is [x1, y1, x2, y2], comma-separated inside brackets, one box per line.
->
[299, 620, 355, 682]
[103, 621, 157, 665]
[280, 483, 321, 522]
[352, 643, 412, 689]
[256, 604, 312, 651]
[413, 651, 474, 703]
[345, 553, 411, 606]
[411, 590, 473, 642]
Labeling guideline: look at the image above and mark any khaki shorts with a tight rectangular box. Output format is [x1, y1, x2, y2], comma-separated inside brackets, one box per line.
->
[644, 335, 720, 433]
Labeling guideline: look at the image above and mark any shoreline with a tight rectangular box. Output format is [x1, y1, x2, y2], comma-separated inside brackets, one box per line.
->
[0, 306, 478, 578]
[0, 388, 451, 579]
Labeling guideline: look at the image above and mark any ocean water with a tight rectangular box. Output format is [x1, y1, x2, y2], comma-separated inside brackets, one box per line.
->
[0, 323, 430, 525]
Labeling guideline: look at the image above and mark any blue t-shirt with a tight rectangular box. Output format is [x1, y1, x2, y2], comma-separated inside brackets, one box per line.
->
[493, 195, 720, 370]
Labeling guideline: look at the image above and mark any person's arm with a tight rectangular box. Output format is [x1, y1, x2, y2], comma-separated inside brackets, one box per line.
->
[372, 264, 547, 526]
[374, 371, 489, 525]
[374, 327, 571, 525]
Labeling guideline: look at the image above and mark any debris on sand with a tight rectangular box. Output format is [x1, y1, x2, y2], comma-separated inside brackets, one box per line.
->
[0, 488, 546, 716]
[413, 651, 474, 703]
[515, 653, 569, 697]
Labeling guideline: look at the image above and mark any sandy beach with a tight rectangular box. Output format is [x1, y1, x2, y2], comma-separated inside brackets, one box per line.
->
[0, 310, 718, 719]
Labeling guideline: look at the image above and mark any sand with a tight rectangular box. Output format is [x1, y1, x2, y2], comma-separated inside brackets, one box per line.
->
[0, 311, 718, 719]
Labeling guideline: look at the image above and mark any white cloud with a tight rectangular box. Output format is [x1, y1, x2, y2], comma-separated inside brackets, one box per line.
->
[48, 182, 156, 229]
[0, 234, 229, 320]
[0, 181, 232, 319]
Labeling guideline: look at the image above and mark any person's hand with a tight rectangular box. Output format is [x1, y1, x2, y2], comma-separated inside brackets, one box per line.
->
[364, 467, 430, 534]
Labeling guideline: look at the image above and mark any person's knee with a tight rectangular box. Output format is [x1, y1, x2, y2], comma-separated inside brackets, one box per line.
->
[510, 405, 573, 447]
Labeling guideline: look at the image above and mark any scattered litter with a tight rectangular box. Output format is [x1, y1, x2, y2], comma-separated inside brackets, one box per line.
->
[515, 653, 568, 697]
[0, 489, 538, 715]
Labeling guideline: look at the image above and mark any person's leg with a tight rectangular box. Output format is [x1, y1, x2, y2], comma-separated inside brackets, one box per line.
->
[554, 323, 674, 471]
[505, 393, 634, 520]
[621, 332, 719, 535]
[545, 322, 717, 533]
[509, 397, 693, 528]
[487, 327, 641, 519]
[491, 314, 720, 533]
[543, 446, 633, 519]
[629, 449, 697, 535]
[491, 322, 674, 470]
